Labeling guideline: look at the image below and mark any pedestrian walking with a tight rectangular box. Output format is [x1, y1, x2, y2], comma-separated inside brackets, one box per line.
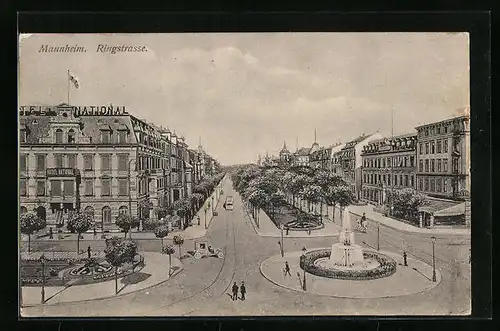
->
[284, 261, 292, 277]
[231, 282, 239, 301]
[240, 281, 246, 301]
[87, 245, 91, 259]
[403, 251, 408, 266]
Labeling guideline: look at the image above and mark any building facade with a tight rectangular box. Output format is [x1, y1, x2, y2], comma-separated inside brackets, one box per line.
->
[415, 114, 471, 200]
[19, 103, 220, 230]
[340, 132, 384, 199]
[361, 133, 417, 206]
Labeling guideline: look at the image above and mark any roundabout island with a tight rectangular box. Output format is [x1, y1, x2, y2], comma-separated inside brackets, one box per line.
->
[260, 207, 442, 299]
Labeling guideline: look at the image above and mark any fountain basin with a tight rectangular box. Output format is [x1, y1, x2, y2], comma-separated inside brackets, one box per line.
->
[300, 249, 397, 280]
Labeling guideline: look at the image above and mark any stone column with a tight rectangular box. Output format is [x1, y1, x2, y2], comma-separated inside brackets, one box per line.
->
[419, 213, 423, 228]
[430, 215, 435, 228]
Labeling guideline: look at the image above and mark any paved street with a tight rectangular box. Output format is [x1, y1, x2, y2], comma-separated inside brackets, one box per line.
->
[21, 178, 471, 316]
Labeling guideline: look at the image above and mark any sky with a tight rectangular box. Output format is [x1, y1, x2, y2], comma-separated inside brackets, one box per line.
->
[18, 33, 469, 165]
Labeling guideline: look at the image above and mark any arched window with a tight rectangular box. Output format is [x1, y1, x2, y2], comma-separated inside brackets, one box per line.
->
[55, 129, 63, 143]
[102, 206, 112, 225]
[68, 129, 76, 143]
[119, 206, 128, 215]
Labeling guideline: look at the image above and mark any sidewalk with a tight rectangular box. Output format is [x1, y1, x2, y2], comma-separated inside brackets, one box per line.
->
[21, 252, 183, 307]
[346, 204, 471, 236]
[243, 205, 341, 238]
[21, 181, 227, 243]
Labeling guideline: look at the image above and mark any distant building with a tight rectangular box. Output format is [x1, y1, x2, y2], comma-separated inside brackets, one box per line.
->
[310, 142, 343, 171]
[329, 143, 345, 176]
[361, 133, 417, 206]
[278, 141, 292, 167]
[340, 132, 384, 199]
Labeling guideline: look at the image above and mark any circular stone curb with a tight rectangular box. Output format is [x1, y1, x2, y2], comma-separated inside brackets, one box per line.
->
[260, 249, 442, 299]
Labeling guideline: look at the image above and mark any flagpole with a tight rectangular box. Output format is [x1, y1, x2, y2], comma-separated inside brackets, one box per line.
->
[67, 69, 70, 104]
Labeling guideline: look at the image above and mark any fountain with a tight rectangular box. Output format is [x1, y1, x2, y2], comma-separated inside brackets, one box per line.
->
[299, 207, 397, 280]
[328, 207, 365, 267]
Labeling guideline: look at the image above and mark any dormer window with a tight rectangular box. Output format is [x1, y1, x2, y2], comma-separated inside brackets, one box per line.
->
[68, 129, 76, 143]
[117, 123, 129, 144]
[20, 124, 27, 143]
[55, 129, 64, 143]
[99, 124, 112, 143]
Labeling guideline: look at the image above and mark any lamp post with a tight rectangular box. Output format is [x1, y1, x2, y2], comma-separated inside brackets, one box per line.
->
[301, 246, 307, 291]
[377, 220, 380, 251]
[204, 203, 209, 229]
[431, 236, 436, 282]
[280, 224, 284, 257]
[39, 254, 46, 304]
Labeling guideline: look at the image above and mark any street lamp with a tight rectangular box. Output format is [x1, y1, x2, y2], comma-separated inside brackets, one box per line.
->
[39, 254, 46, 304]
[431, 236, 436, 282]
[377, 220, 380, 251]
[301, 246, 307, 291]
[280, 224, 284, 257]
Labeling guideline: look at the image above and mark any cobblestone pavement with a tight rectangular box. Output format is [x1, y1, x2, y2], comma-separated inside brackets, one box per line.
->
[21, 179, 471, 316]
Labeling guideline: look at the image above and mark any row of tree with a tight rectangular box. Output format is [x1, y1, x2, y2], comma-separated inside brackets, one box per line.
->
[230, 165, 357, 226]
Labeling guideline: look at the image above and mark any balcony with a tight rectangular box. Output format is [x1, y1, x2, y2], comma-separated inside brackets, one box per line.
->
[46, 168, 80, 177]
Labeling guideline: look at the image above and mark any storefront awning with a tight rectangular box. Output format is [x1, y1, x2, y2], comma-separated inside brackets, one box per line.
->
[433, 202, 465, 217]
[419, 199, 463, 216]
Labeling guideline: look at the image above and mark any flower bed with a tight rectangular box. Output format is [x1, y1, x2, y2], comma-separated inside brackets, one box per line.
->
[299, 249, 397, 280]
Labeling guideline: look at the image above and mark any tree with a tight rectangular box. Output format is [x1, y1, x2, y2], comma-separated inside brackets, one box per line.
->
[161, 245, 176, 276]
[67, 212, 92, 253]
[268, 190, 286, 220]
[173, 198, 191, 230]
[115, 213, 139, 238]
[173, 235, 184, 260]
[154, 225, 169, 249]
[288, 174, 308, 210]
[104, 237, 138, 295]
[191, 193, 205, 212]
[386, 188, 429, 222]
[300, 184, 322, 217]
[20, 213, 46, 253]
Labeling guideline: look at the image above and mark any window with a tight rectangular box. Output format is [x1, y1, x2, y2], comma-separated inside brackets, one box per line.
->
[36, 180, 45, 196]
[55, 129, 63, 143]
[404, 157, 408, 167]
[36, 155, 46, 171]
[101, 178, 111, 196]
[425, 160, 429, 172]
[453, 158, 459, 172]
[118, 155, 128, 172]
[419, 143, 423, 155]
[68, 129, 75, 143]
[437, 140, 442, 153]
[444, 140, 448, 153]
[20, 179, 27, 196]
[431, 141, 435, 154]
[410, 175, 414, 187]
[437, 126, 441, 134]
[430, 178, 435, 192]
[84, 179, 94, 196]
[419, 160, 423, 172]
[405, 175, 409, 186]
[425, 143, 429, 154]
[444, 159, 448, 172]
[443, 179, 448, 192]
[382, 158, 386, 168]
[119, 206, 128, 215]
[419, 178, 423, 191]
[101, 154, 111, 171]
[410, 156, 415, 167]
[84, 155, 94, 170]
[394, 175, 398, 186]
[118, 179, 128, 196]
[437, 159, 442, 172]
[436, 178, 442, 192]
[63, 180, 74, 196]
[20, 154, 27, 172]
[444, 125, 448, 134]
[67, 154, 77, 168]
[101, 131, 111, 143]
[51, 180, 61, 196]
[383, 174, 386, 183]
[425, 178, 429, 191]
[400, 175, 403, 187]
[55, 154, 64, 168]
[118, 131, 127, 144]
[431, 159, 435, 172]
[20, 130, 26, 143]
[388, 174, 391, 186]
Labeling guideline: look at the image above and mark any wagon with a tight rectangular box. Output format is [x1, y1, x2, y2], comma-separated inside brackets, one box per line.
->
[192, 240, 224, 259]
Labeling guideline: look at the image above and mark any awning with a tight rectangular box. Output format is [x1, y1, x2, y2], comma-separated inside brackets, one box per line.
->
[433, 202, 465, 217]
[419, 199, 463, 216]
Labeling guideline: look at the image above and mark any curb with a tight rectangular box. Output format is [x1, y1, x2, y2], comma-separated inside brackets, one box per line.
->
[349, 211, 470, 238]
[21, 256, 185, 308]
[259, 249, 442, 299]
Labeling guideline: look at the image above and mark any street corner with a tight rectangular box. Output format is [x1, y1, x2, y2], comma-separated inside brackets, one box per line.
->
[259, 249, 442, 299]
[21, 251, 184, 308]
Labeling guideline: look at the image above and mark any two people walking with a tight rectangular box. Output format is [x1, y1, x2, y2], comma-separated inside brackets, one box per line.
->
[231, 281, 246, 301]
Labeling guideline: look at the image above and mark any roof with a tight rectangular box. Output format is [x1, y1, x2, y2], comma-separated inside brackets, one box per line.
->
[415, 111, 470, 129]
[433, 202, 465, 217]
[20, 114, 138, 144]
[418, 199, 462, 216]
[296, 147, 311, 156]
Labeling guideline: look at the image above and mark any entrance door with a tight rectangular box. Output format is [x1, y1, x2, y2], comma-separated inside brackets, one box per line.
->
[36, 206, 46, 221]
[102, 206, 112, 230]
[173, 189, 180, 202]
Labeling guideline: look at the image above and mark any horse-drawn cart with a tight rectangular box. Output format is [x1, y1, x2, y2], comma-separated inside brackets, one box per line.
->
[192, 240, 224, 259]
